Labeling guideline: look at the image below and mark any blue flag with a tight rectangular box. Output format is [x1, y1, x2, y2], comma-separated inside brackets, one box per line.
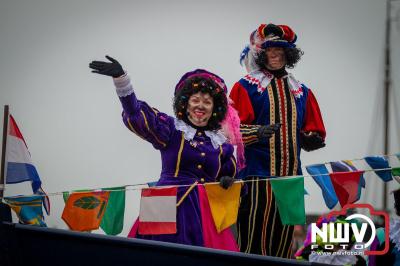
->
[364, 156, 392, 182]
[4, 195, 47, 227]
[306, 164, 338, 209]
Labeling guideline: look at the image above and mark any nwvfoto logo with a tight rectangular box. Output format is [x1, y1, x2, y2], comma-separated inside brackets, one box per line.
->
[310, 204, 389, 255]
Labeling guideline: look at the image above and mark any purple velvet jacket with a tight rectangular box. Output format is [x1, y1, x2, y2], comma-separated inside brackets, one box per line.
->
[114, 75, 237, 246]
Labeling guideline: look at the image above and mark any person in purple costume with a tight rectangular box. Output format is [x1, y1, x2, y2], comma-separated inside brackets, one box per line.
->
[89, 56, 240, 251]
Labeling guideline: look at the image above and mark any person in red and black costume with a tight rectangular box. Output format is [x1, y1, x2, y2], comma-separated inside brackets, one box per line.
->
[230, 23, 326, 258]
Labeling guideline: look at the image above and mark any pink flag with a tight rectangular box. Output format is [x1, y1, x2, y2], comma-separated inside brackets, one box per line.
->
[138, 187, 177, 235]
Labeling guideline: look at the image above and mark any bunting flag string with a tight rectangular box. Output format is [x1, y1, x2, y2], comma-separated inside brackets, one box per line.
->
[2, 166, 400, 201]
[2, 153, 399, 233]
[2, 154, 400, 207]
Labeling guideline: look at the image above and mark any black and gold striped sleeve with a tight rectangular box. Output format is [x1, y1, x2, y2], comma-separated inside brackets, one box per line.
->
[240, 124, 261, 146]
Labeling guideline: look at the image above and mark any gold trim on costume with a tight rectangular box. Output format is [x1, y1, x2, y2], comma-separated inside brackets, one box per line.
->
[267, 84, 276, 176]
[127, 117, 146, 141]
[246, 178, 259, 254]
[174, 132, 185, 177]
[289, 88, 298, 174]
[230, 157, 237, 177]
[140, 110, 167, 148]
[176, 181, 198, 207]
[214, 146, 223, 179]
[280, 79, 289, 176]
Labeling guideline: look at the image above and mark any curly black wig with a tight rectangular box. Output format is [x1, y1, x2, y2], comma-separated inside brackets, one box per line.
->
[173, 76, 228, 130]
[255, 47, 304, 70]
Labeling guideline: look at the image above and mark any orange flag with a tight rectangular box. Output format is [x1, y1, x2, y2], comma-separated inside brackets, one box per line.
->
[62, 191, 110, 231]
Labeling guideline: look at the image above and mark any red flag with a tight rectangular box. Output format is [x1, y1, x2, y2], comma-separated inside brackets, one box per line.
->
[329, 171, 364, 207]
[138, 187, 177, 235]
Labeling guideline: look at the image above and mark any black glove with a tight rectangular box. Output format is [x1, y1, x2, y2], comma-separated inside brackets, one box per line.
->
[300, 131, 326, 151]
[257, 123, 281, 140]
[219, 176, 234, 190]
[89, 55, 125, 78]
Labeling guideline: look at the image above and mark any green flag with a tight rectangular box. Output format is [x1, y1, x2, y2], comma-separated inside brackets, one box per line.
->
[393, 167, 400, 177]
[100, 186, 125, 235]
[270, 176, 305, 225]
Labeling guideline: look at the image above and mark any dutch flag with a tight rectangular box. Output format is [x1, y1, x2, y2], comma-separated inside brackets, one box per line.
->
[5, 114, 50, 214]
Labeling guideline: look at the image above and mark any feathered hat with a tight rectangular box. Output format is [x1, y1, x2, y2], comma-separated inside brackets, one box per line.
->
[240, 23, 297, 72]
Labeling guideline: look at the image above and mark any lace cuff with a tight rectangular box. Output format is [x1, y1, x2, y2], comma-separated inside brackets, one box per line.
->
[113, 73, 134, 97]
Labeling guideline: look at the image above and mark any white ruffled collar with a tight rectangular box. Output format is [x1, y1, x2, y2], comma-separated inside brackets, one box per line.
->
[174, 118, 227, 149]
[243, 70, 304, 98]
[390, 218, 400, 251]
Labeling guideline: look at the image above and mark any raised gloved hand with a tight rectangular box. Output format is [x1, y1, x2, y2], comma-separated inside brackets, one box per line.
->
[89, 55, 124, 78]
[219, 176, 235, 190]
[300, 131, 325, 151]
[257, 123, 281, 140]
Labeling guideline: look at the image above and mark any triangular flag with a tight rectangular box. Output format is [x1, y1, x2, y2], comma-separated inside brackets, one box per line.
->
[62, 191, 110, 231]
[100, 186, 125, 235]
[4, 195, 46, 226]
[364, 156, 392, 182]
[329, 171, 363, 207]
[138, 187, 177, 235]
[306, 164, 338, 209]
[270, 177, 306, 225]
[330, 160, 364, 200]
[204, 182, 241, 233]
[6, 115, 42, 192]
[331, 160, 363, 184]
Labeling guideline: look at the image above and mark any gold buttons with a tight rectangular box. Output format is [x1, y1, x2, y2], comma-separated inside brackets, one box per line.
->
[197, 132, 202, 136]
[200, 142, 204, 145]
[197, 164, 202, 169]
[201, 152, 206, 157]
[200, 178, 205, 183]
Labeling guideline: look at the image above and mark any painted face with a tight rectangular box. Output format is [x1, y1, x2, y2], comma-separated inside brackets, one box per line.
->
[187, 92, 214, 127]
[265, 47, 286, 70]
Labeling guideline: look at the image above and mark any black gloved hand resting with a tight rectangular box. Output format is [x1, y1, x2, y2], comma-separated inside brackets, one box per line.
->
[257, 123, 281, 140]
[89, 55, 125, 78]
[300, 131, 326, 151]
[219, 176, 235, 190]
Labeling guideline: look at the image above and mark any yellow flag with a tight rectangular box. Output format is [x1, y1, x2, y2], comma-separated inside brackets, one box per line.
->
[204, 182, 241, 233]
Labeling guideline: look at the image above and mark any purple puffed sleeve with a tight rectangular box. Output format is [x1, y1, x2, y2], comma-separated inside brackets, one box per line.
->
[113, 74, 174, 150]
[218, 143, 238, 179]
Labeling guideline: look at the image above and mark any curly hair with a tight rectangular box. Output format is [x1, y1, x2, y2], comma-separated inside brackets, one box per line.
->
[255, 47, 304, 69]
[173, 76, 227, 130]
